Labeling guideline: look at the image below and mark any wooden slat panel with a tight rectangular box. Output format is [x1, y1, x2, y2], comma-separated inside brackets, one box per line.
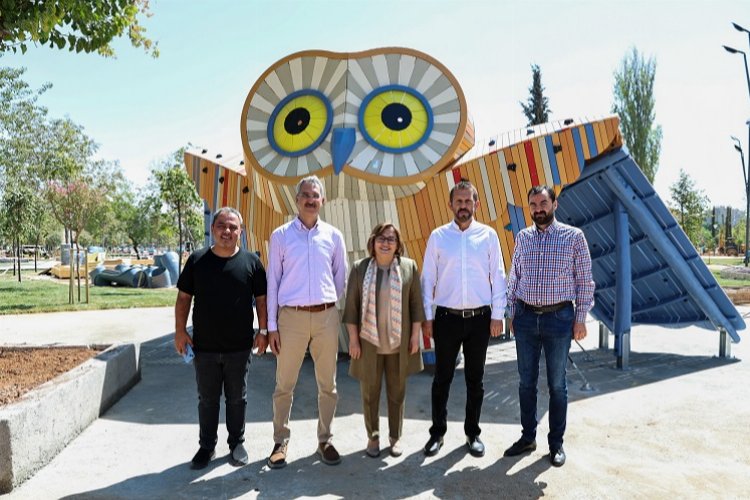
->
[503, 148, 523, 212]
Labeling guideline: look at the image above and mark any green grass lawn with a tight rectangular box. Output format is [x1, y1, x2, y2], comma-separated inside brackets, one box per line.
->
[0, 270, 177, 315]
[709, 270, 750, 288]
[702, 256, 745, 266]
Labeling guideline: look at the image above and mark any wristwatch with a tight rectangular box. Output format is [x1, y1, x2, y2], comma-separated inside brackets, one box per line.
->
[258, 328, 268, 336]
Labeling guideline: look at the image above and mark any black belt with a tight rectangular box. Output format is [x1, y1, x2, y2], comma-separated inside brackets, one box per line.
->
[520, 301, 572, 314]
[437, 305, 491, 318]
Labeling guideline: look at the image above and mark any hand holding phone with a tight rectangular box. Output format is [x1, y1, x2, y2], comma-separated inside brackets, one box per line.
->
[182, 344, 195, 364]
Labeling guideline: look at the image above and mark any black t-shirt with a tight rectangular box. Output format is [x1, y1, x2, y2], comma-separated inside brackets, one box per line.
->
[177, 247, 267, 352]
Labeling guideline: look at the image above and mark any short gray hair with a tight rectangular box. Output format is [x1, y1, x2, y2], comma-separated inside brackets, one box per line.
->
[295, 175, 325, 199]
[211, 206, 243, 226]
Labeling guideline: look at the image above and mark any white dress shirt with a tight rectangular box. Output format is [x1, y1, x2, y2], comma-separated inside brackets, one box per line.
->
[421, 219, 507, 320]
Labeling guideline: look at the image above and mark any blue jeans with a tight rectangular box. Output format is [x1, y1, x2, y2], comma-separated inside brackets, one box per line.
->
[194, 349, 251, 450]
[512, 303, 574, 450]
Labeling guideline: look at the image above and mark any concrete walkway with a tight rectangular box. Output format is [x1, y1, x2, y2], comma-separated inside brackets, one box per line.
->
[2, 307, 749, 499]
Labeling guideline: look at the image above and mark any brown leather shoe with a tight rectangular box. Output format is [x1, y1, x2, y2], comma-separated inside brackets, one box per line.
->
[366, 438, 380, 458]
[267, 442, 288, 469]
[317, 442, 342, 465]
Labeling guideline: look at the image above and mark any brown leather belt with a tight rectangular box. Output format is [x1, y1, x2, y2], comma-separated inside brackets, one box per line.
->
[520, 301, 572, 314]
[437, 305, 491, 318]
[289, 302, 336, 313]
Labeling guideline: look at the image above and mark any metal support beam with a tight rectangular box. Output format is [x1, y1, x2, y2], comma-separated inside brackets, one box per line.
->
[616, 332, 631, 369]
[719, 328, 732, 358]
[598, 322, 610, 349]
[613, 199, 632, 369]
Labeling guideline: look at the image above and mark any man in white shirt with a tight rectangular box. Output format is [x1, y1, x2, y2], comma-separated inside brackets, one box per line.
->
[421, 179, 507, 458]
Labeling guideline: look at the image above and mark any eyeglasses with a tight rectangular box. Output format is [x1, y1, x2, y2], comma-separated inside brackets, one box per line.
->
[375, 236, 397, 244]
[297, 192, 321, 200]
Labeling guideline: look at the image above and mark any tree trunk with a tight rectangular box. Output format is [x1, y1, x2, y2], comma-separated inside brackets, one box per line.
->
[11, 241, 17, 277]
[69, 233, 76, 304]
[15, 239, 21, 283]
[133, 242, 141, 260]
[34, 233, 39, 273]
[75, 239, 81, 302]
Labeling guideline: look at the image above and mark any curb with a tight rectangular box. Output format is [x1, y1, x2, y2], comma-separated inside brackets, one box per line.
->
[0, 343, 141, 493]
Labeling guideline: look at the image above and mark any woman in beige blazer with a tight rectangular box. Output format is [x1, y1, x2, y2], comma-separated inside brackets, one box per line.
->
[343, 222, 425, 458]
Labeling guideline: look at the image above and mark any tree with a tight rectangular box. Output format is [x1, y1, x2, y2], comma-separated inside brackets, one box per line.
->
[0, 67, 50, 187]
[520, 64, 551, 126]
[669, 169, 709, 248]
[46, 178, 106, 303]
[612, 47, 663, 184]
[0, 184, 39, 281]
[115, 185, 162, 259]
[0, 0, 158, 57]
[153, 149, 201, 270]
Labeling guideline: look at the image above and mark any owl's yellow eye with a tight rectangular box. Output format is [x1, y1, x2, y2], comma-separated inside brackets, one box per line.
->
[269, 90, 333, 157]
[359, 85, 433, 153]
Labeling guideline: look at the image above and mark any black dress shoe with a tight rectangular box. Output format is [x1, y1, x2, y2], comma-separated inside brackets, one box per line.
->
[423, 435, 444, 456]
[466, 436, 485, 457]
[503, 438, 537, 457]
[191, 447, 215, 470]
[550, 447, 566, 467]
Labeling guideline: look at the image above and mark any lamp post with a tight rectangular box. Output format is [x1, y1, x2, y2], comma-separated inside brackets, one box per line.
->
[731, 135, 749, 266]
[724, 21, 750, 265]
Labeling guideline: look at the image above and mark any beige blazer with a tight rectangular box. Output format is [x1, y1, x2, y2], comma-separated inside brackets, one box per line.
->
[342, 257, 425, 382]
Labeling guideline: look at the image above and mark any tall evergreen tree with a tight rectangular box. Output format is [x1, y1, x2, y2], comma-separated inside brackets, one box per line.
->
[612, 47, 663, 184]
[520, 64, 551, 126]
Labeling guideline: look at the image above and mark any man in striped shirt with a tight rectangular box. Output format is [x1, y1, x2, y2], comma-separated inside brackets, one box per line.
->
[504, 185, 594, 467]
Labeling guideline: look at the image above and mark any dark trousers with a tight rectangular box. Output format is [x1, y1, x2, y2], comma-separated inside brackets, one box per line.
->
[430, 307, 491, 438]
[512, 302, 574, 450]
[194, 349, 251, 450]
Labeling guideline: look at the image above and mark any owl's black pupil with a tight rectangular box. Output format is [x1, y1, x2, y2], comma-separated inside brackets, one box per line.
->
[284, 108, 310, 135]
[381, 103, 411, 131]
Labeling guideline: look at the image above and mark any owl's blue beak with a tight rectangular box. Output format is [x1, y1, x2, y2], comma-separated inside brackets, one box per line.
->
[331, 128, 356, 175]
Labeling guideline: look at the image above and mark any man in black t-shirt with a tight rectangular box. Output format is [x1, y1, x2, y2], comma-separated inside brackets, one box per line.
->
[175, 207, 268, 470]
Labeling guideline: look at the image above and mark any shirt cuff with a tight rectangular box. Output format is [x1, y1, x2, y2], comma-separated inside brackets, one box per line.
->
[575, 310, 587, 324]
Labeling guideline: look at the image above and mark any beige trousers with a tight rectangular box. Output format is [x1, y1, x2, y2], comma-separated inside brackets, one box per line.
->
[272, 306, 340, 445]
[360, 353, 406, 441]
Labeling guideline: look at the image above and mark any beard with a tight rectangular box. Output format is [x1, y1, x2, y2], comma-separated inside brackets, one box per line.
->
[454, 209, 472, 222]
[533, 211, 554, 226]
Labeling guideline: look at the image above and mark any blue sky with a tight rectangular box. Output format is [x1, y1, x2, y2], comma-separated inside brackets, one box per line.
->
[3, 0, 749, 207]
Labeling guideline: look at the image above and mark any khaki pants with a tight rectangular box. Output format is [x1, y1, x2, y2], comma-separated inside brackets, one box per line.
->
[360, 353, 406, 441]
[272, 306, 340, 445]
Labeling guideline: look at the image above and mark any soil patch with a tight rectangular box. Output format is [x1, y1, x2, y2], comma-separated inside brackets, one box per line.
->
[0, 347, 100, 406]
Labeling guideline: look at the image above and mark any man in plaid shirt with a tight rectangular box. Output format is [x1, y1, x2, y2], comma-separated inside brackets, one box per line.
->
[504, 185, 594, 467]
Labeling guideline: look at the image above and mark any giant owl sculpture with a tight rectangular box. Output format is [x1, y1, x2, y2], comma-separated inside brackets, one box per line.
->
[186, 47, 620, 266]
[185, 47, 744, 353]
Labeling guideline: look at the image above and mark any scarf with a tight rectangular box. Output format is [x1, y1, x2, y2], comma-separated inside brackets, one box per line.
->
[360, 257, 402, 350]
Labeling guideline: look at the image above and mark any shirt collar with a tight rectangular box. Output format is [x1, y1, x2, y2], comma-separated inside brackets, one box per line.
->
[450, 219, 477, 232]
[534, 218, 559, 234]
[294, 216, 320, 231]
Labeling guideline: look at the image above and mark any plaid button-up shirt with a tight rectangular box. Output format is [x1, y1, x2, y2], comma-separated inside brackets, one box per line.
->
[507, 219, 595, 323]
